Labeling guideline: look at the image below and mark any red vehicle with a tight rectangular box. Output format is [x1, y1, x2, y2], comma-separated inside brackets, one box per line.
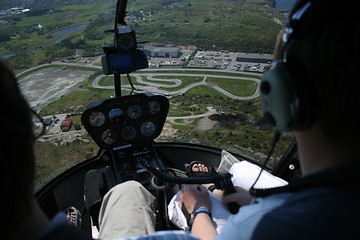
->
[60, 118, 72, 132]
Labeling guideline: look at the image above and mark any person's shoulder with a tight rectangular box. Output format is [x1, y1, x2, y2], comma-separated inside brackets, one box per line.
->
[249, 187, 360, 239]
[36, 224, 92, 240]
[118, 231, 199, 240]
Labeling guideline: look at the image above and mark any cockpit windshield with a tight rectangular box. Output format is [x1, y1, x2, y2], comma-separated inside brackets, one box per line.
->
[0, 0, 297, 190]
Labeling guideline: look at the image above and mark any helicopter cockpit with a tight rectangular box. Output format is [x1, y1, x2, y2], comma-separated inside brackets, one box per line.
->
[32, 0, 300, 236]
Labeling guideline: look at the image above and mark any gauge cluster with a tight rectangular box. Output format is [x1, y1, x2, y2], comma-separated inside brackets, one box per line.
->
[81, 92, 169, 149]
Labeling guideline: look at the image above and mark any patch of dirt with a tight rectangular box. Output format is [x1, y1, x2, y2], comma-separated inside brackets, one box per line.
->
[197, 117, 218, 131]
[156, 122, 178, 141]
[209, 113, 253, 130]
[37, 129, 90, 146]
[18, 67, 93, 110]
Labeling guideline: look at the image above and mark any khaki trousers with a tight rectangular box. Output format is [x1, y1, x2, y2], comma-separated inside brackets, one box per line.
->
[98, 181, 156, 240]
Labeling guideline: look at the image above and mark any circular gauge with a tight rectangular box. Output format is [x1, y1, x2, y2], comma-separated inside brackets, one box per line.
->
[147, 100, 161, 115]
[140, 121, 156, 137]
[121, 125, 137, 141]
[89, 112, 106, 127]
[101, 129, 117, 145]
[127, 104, 143, 119]
[109, 108, 124, 123]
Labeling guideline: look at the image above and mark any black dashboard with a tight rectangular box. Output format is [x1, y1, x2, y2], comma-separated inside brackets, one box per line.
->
[81, 92, 169, 149]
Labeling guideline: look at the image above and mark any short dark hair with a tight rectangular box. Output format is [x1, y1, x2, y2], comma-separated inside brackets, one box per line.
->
[0, 59, 35, 234]
[282, 0, 360, 148]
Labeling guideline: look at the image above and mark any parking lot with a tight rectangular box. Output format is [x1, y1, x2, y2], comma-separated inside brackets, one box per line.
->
[187, 50, 273, 72]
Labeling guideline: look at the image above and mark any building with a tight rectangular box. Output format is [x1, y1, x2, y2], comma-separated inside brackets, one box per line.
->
[236, 53, 273, 64]
[142, 45, 181, 58]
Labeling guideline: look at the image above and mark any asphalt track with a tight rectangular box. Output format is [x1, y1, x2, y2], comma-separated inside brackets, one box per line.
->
[92, 72, 260, 100]
[17, 61, 261, 111]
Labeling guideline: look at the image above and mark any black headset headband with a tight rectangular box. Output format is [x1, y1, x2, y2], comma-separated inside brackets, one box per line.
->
[259, 0, 318, 132]
[281, 1, 312, 63]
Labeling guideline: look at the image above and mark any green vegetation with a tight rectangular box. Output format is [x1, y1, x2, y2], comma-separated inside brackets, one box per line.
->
[129, 0, 283, 52]
[166, 93, 293, 165]
[34, 137, 98, 191]
[1, 0, 285, 71]
[158, 76, 203, 91]
[40, 89, 114, 116]
[97, 75, 141, 87]
[70, 115, 82, 131]
[188, 85, 226, 97]
[207, 77, 258, 96]
[0, 2, 114, 70]
[172, 124, 194, 130]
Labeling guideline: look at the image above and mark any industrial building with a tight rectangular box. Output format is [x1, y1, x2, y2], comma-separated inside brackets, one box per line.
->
[142, 45, 181, 58]
[236, 53, 273, 64]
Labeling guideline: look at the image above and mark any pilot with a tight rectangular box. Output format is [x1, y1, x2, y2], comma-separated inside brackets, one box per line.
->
[99, 0, 360, 239]
[180, 0, 360, 239]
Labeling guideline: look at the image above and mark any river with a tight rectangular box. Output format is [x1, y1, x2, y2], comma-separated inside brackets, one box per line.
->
[52, 24, 88, 44]
[0, 54, 16, 60]
[276, 0, 297, 10]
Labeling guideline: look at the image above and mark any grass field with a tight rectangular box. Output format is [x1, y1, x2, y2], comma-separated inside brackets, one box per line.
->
[96, 75, 141, 87]
[207, 77, 258, 96]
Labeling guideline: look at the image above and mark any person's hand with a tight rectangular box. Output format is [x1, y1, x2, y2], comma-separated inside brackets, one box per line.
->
[179, 184, 211, 215]
[222, 186, 254, 207]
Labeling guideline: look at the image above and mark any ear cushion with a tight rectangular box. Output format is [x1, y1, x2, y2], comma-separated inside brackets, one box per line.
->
[260, 67, 300, 132]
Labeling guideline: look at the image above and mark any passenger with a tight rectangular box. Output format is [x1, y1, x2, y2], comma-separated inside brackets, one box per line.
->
[0, 59, 92, 239]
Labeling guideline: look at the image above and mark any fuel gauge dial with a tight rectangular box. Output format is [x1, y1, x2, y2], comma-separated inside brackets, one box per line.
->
[121, 125, 137, 141]
[89, 112, 106, 127]
[140, 121, 156, 137]
[147, 100, 161, 115]
[101, 129, 117, 145]
[127, 104, 143, 119]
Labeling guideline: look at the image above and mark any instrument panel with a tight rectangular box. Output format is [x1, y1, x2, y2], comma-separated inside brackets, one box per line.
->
[81, 92, 169, 149]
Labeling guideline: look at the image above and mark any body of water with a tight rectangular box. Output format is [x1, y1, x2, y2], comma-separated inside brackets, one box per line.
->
[52, 24, 88, 44]
[276, 0, 297, 10]
[0, 54, 16, 59]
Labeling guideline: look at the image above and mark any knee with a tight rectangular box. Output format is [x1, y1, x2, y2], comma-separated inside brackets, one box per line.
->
[122, 180, 143, 189]
[103, 180, 154, 209]
[112, 180, 143, 193]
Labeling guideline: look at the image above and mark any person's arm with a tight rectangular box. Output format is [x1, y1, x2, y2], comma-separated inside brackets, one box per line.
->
[179, 185, 218, 240]
[191, 210, 218, 240]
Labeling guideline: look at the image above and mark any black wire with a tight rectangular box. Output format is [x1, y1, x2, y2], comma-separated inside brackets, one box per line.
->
[127, 73, 136, 95]
[249, 131, 281, 194]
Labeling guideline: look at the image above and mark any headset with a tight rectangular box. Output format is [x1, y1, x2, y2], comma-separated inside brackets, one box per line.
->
[259, 0, 315, 132]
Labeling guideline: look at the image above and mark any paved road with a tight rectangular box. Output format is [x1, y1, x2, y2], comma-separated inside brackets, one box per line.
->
[167, 107, 218, 123]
